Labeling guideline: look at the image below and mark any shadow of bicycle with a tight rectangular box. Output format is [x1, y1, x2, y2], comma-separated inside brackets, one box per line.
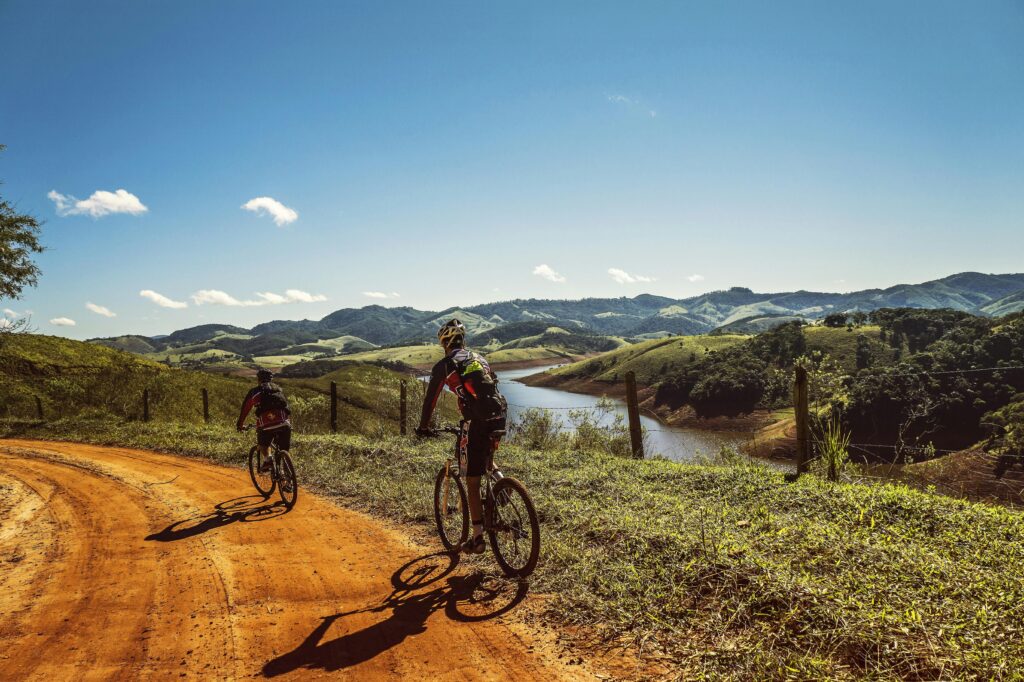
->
[145, 495, 290, 542]
[261, 552, 529, 677]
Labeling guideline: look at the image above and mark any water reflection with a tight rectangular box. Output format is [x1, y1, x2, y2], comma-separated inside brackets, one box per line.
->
[495, 365, 749, 462]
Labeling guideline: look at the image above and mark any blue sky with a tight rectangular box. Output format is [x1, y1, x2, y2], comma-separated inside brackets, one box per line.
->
[1, 0, 1022, 339]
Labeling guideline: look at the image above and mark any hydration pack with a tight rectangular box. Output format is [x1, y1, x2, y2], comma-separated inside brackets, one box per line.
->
[452, 349, 507, 429]
[256, 383, 291, 417]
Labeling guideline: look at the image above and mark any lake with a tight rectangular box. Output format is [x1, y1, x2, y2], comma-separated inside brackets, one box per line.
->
[495, 365, 750, 462]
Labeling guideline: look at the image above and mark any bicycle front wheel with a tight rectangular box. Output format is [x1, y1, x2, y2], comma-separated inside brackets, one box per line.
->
[487, 477, 540, 578]
[248, 445, 276, 497]
[434, 465, 469, 552]
[277, 451, 298, 509]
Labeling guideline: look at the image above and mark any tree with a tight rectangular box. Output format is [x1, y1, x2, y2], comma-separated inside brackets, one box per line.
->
[855, 334, 872, 370]
[823, 312, 849, 328]
[1, 145, 44, 300]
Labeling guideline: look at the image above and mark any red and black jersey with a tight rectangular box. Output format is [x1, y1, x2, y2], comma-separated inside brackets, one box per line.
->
[418, 347, 501, 430]
[237, 383, 291, 431]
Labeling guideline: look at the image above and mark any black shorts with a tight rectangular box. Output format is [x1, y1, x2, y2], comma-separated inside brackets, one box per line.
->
[466, 421, 500, 477]
[257, 425, 291, 452]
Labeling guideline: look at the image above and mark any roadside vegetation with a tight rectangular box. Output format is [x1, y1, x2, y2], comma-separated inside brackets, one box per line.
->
[2, 414, 1022, 680]
[0, 333, 455, 435]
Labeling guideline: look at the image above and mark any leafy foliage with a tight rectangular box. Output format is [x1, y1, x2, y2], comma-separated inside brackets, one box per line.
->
[0, 145, 44, 300]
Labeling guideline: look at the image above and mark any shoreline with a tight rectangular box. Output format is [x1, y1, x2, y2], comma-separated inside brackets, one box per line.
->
[520, 368, 786, 434]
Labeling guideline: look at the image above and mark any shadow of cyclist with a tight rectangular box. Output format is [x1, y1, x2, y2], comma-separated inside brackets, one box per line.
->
[145, 495, 289, 542]
[261, 552, 529, 677]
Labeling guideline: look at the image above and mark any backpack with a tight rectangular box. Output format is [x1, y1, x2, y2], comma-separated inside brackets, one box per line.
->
[452, 350, 507, 429]
[257, 384, 290, 417]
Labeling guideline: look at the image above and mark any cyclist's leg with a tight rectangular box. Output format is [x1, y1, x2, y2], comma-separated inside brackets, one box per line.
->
[273, 425, 292, 454]
[464, 422, 491, 552]
[256, 429, 273, 469]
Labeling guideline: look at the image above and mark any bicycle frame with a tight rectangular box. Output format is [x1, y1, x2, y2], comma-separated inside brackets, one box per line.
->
[441, 421, 505, 531]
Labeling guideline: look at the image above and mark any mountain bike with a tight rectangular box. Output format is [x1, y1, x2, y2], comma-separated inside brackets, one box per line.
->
[242, 425, 298, 509]
[426, 423, 540, 578]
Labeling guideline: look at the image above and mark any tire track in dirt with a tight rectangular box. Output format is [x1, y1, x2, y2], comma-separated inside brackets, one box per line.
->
[0, 440, 595, 681]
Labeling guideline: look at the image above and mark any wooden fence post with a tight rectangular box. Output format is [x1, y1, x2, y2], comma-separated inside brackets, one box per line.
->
[624, 371, 645, 459]
[400, 380, 408, 436]
[202, 388, 210, 423]
[330, 381, 338, 433]
[794, 366, 810, 475]
[143, 389, 150, 422]
[35, 396, 43, 420]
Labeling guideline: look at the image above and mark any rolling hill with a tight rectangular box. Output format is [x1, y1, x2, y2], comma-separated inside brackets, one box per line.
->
[88, 271, 1024, 367]
[0, 333, 417, 433]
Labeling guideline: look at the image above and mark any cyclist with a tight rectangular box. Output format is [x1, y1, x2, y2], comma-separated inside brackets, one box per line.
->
[416, 319, 507, 555]
[236, 368, 292, 472]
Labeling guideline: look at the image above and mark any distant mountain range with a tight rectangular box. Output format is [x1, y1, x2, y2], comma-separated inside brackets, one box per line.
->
[91, 271, 1024, 360]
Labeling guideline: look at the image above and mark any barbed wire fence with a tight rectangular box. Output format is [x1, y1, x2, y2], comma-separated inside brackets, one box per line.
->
[800, 362, 1024, 507]
[7, 357, 1022, 507]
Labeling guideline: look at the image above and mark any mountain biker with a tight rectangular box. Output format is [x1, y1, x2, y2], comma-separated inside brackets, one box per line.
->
[416, 318, 508, 555]
[236, 369, 292, 472]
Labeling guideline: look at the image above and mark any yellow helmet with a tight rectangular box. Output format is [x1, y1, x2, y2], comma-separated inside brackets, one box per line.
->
[437, 318, 466, 347]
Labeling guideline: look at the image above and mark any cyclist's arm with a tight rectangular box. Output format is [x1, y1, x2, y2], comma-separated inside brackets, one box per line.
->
[236, 389, 260, 430]
[417, 361, 447, 431]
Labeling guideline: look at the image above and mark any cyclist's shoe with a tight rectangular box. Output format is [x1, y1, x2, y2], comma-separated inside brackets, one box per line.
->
[462, 535, 486, 555]
[259, 457, 273, 473]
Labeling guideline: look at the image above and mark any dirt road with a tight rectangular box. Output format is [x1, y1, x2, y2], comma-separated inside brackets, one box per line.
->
[0, 440, 593, 681]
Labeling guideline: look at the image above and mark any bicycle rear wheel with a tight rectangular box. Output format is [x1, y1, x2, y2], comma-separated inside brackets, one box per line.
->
[433, 465, 469, 552]
[248, 445, 276, 497]
[277, 451, 298, 509]
[487, 477, 540, 578]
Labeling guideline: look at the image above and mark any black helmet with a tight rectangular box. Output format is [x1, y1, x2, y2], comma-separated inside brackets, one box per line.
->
[256, 369, 274, 383]
[437, 318, 466, 347]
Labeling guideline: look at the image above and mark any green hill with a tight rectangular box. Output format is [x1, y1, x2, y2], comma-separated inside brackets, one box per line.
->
[544, 334, 748, 386]
[981, 290, 1024, 317]
[0, 333, 411, 434]
[87, 272, 1024, 364]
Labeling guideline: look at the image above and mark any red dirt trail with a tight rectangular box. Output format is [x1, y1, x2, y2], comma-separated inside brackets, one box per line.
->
[0, 440, 595, 681]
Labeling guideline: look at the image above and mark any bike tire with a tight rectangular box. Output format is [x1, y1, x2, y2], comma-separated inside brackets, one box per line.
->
[248, 445, 276, 497]
[487, 477, 541, 578]
[433, 465, 469, 552]
[277, 451, 298, 509]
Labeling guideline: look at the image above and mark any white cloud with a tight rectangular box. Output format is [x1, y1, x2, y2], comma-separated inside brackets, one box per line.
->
[0, 318, 12, 329]
[3, 308, 16, 319]
[282, 288, 329, 303]
[50, 317, 76, 327]
[85, 302, 116, 318]
[607, 94, 636, 105]
[687, 274, 705, 282]
[48, 189, 148, 218]
[192, 288, 327, 306]
[362, 291, 401, 299]
[532, 264, 566, 283]
[608, 268, 655, 285]
[140, 290, 189, 309]
[241, 197, 298, 226]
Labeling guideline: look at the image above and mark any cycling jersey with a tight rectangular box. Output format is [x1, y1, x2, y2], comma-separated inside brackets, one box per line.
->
[237, 383, 291, 431]
[418, 347, 504, 430]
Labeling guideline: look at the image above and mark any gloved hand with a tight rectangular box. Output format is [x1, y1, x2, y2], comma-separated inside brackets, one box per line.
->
[236, 424, 244, 432]
[415, 427, 433, 438]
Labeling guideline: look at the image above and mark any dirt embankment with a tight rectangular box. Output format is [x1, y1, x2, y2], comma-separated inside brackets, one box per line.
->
[0, 440, 598, 681]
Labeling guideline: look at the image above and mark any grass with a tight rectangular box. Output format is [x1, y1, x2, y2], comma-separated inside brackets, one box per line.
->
[336, 344, 445, 368]
[0, 334, 421, 435]
[547, 334, 747, 385]
[4, 414, 1022, 680]
[804, 325, 892, 373]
